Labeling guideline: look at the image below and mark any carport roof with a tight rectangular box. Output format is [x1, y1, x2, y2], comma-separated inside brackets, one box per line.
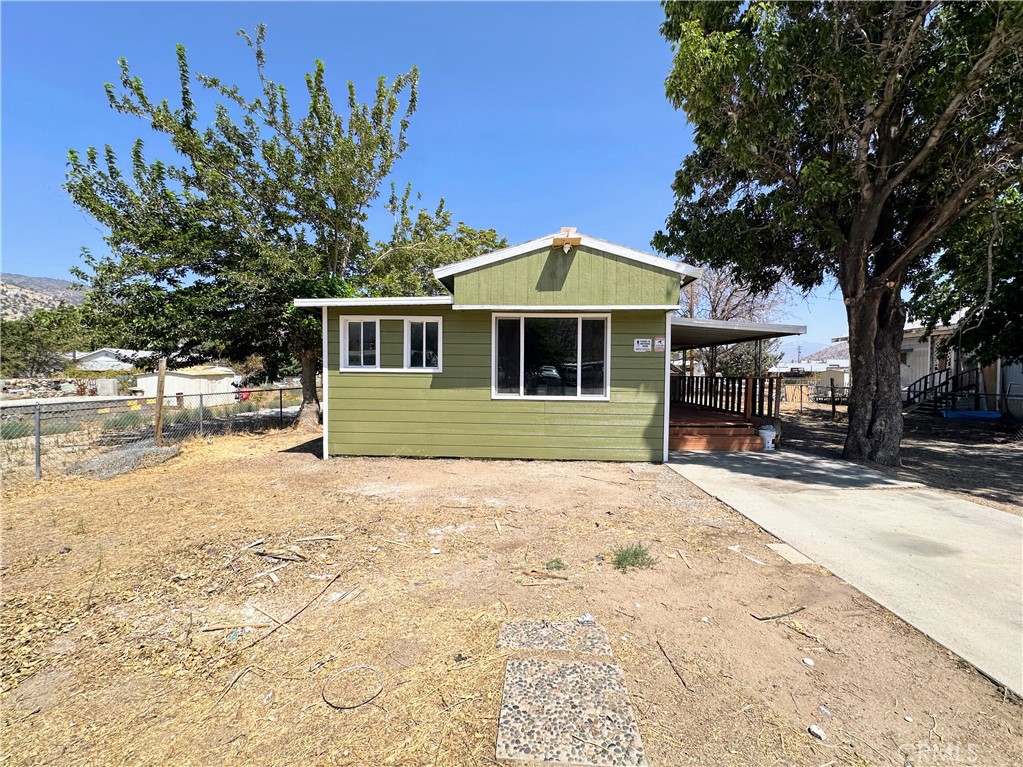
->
[671, 317, 806, 351]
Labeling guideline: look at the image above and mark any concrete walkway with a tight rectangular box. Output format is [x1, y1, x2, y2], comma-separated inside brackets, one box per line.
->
[667, 450, 1023, 695]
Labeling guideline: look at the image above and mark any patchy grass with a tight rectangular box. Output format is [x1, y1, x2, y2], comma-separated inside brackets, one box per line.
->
[611, 542, 658, 572]
[543, 557, 567, 571]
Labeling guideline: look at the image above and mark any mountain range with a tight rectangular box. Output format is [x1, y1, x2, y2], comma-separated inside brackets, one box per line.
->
[1, 273, 84, 321]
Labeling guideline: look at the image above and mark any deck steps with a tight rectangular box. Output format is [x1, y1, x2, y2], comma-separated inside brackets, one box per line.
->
[668, 422, 763, 452]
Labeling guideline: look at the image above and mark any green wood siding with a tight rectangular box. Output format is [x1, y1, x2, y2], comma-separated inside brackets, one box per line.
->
[452, 245, 679, 307]
[325, 307, 667, 461]
[379, 319, 403, 368]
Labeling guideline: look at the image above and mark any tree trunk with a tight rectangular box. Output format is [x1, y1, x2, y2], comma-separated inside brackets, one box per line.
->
[842, 287, 906, 466]
[295, 345, 321, 432]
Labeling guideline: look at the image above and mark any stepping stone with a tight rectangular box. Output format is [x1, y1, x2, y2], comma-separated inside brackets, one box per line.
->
[766, 542, 816, 565]
[496, 657, 647, 766]
[498, 620, 613, 656]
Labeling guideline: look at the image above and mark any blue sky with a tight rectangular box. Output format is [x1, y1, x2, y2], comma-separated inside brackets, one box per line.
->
[1, 1, 847, 349]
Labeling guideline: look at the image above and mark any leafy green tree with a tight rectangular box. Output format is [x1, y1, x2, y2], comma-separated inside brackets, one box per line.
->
[656, 1, 1023, 466]
[370, 183, 506, 296]
[0, 305, 99, 377]
[67, 26, 496, 426]
[909, 186, 1022, 365]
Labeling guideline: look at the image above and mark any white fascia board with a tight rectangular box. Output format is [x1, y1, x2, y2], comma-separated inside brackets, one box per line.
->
[671, 317, 807, 335]
[577, 235, 702, 281]
[433, 232, 563, 279]
[432, 231, 702, 284]
[454, 304, 682, 311]
[293, 296, 453, 308]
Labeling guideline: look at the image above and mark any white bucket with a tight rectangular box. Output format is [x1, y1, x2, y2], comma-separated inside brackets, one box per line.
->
[757, 425, 777, 451]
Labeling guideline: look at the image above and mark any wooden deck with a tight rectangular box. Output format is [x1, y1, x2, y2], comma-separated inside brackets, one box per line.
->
[670, 404, 753, 428]
[668, 404, 763, 452]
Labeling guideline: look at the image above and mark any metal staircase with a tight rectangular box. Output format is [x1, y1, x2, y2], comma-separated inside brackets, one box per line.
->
[903, 367, 982, 414]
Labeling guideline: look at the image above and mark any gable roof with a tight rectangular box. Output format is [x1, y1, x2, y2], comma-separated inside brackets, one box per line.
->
[433, 229, 702, 291]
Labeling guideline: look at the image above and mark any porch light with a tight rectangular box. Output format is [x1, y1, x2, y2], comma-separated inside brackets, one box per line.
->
[553, 226, 581, 254]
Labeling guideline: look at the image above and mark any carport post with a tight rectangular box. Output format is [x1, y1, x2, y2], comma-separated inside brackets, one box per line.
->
[34, 402, 41, 480]
[198, 394, 204, 438]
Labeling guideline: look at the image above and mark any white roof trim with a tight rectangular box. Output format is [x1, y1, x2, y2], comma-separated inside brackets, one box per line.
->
[671, 317, 806, 335]
[432, 231, 701, 282]
[294, 296, 453, 308]
[454, 304, 681, 312]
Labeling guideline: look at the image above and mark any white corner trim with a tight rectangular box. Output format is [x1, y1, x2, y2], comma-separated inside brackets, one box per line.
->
[663, 311, 671, 463]
[294, 296, 452, 308]
[321, 306, 329, 461]
[433, 231, 701, 283]
[455, 304, 681, 312]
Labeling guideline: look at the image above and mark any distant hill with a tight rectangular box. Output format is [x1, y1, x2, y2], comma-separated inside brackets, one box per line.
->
[805, 341, 849, 361]
[1, 273, 84, 320]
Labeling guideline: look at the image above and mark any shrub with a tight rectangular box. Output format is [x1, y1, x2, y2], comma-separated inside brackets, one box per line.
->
[102, 411, 148, 429]
[544, 557, 567, 571]
[0, 422, 32, 440]
[611, 543, 658, 572]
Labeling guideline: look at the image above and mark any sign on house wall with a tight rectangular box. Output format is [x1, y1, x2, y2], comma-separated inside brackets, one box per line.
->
[634, 338, 652, 352]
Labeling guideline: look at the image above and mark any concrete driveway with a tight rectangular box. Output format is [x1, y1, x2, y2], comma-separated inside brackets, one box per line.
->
[667, 450, 1023, 695]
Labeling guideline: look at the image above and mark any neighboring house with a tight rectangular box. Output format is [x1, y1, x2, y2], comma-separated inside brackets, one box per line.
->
[832, 316, 1022, 417]
[898, 320, 1022, 417]
[296, 228, 805, 461]
[66, 348, 154, 372]
[136, 365, 237, 406]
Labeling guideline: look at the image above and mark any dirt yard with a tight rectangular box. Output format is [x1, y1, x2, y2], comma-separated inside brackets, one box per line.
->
[1, 430, 1019, 767]
[781, 411, 1023, 514]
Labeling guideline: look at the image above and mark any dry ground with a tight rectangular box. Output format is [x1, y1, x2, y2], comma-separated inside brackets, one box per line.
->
[1, 430, 1019, 767]
[780, 411, 1023, 514]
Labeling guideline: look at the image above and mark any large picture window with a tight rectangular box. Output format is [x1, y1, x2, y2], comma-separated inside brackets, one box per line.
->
[493, 314, 609, 399]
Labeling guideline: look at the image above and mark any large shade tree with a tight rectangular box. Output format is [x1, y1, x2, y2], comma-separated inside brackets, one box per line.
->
[656, 1, 1023, 466]
[909, 186, 1022, 366]
[66, 26, 502, 426]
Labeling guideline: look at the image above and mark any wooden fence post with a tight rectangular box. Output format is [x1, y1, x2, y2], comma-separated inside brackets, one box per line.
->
[154, 357, 167, 445]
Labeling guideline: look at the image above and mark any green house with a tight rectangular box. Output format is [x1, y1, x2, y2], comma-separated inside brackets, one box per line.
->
[295, 228, 802, 461]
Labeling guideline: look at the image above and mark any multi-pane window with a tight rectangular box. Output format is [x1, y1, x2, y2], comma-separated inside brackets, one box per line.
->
[407, 320, 441, 369]
[493, 315, 609, 398]
[344, 320, 378, 368]
[340, 316, 442, 371]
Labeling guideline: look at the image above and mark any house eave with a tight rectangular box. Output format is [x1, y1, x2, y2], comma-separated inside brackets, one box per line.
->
[293, 296, 454, 309]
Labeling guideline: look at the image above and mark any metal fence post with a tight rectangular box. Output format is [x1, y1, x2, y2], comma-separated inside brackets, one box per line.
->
[34, 403, 42, 480]
[279, 389, 284, 427]
[199, 393, 204, 438]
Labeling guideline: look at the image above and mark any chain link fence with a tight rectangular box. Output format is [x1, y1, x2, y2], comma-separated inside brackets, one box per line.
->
[1, 387, 310, 484]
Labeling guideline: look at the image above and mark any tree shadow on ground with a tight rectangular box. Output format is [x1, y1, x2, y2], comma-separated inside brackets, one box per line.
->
[782, 412, 1023, 509]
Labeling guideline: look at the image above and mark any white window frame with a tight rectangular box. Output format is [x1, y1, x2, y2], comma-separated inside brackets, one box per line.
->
[491, 312, 611, 401]
[340, 317, 380, 370]
[404, 317, 443, 372]
[339, 315, 444, 373]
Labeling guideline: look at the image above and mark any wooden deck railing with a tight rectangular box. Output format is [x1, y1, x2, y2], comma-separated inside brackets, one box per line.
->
[670, 374, 782, 420]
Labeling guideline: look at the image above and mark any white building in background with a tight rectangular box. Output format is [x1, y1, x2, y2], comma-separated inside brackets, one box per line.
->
[135, 365, 238, 407]
[66, 348, 154, 371]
